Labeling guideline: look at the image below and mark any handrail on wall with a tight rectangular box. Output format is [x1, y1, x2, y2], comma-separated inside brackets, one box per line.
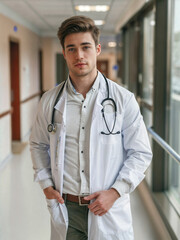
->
[148, 127, 180, 165]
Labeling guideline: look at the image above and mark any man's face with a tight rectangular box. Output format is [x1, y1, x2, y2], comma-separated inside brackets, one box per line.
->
[63, 32, 101, 79]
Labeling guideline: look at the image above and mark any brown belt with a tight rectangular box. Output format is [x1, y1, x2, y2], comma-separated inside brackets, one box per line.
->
[63, 194, 90, 206]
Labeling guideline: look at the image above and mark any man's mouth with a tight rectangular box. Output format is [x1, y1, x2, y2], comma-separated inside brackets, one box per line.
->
[74, 62, 87, 67]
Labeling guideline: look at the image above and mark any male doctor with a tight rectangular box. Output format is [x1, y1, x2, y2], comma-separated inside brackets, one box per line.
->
[30, 16, 152, 240]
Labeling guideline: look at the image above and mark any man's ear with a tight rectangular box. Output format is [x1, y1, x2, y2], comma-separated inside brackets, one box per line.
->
[96, 44, 101, 56]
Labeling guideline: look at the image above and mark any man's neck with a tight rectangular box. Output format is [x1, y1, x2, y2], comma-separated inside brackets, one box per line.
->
[70, 71, 98, 98]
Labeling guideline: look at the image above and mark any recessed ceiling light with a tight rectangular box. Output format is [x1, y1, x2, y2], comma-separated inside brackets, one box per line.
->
[108, 42, 117, 47]
[150, 20, 155, 26]
[75, 5, 109, 12]
[94, 20, 105, 26]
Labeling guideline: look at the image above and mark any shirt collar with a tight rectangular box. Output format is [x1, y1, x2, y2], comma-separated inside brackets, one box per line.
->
[67, 72, 100, 95]
[91, 72, 100, 92]
[67, 76, 78, 95]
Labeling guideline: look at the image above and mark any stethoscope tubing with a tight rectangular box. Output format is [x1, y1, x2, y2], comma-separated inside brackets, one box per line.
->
[47, 73, 120, 135]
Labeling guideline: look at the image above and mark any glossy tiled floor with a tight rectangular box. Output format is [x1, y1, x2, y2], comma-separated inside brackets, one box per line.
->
[0, 144, 160, 240]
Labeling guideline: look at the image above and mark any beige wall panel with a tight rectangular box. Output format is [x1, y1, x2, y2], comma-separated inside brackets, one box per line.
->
[21, 97, 40, 141]
[0, 13, 41, 163]
[0, 15, 11, 114]
[20, 36, 41, 101]
[42, 37, 63, 91]
[42, 38, 56, 91]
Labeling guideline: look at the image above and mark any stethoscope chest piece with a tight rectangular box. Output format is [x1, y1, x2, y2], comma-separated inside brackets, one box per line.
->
[47, 123, 56, 133]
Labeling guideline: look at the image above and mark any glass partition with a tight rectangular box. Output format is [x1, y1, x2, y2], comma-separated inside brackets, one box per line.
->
[124, 29, 130, 88]
[141, 11, 155, 187]
[168, 0, 180, 213]
[142, 11, 155, 106]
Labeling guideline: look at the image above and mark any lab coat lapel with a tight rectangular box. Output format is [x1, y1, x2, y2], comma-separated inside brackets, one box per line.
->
[91, 73, 106, 121]
[54, 82, 67, 124]
[89, 73, 107, 194]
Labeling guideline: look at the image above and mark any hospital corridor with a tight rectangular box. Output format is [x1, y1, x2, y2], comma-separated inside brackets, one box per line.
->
[0, 144, 169, 240]
[0, 0, 180, 239]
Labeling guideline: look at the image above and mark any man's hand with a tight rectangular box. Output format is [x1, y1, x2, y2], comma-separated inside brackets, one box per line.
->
[43, 186, 64, 204]
[84, 188, 120, 216]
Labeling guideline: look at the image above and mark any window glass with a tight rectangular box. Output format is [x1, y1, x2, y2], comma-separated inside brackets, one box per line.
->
[142, 11, 155, 105]
[124, 29, 130, 88]
[141, 11, 155, 187]
[168, 0, 180, 212]
[143, 108, 153, 185]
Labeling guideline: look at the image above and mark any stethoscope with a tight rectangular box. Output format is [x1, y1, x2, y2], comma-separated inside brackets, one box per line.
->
[47, 74, 120, 135]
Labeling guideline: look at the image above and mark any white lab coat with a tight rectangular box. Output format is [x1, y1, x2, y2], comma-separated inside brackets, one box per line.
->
[30, 73, 152, 240]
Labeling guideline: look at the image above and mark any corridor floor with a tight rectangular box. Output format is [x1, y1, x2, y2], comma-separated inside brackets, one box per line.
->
[0, 144, 160, 240]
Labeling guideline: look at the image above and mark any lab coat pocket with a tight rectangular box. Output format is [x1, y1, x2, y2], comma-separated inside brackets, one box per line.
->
[46, 199, 68, 233]
[100, 113, 123, 145]
[98, 195, 133, 239]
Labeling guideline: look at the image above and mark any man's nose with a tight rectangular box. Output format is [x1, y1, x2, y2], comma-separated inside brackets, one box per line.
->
[76, 49, 83, 59]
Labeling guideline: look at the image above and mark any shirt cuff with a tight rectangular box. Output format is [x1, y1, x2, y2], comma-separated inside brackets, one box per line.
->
[111, 180, 131, 197]
[39, 178, 54, 190]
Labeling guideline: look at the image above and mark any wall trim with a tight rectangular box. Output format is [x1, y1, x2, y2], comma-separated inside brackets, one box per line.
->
[0, 153, 12, 170]
[21, 92, 41, 104]
[0, 109, 13, 119]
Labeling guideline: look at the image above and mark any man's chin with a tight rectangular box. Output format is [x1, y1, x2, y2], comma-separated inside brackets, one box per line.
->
[74, 70, 90, 77]
[70, 67, 96, 78]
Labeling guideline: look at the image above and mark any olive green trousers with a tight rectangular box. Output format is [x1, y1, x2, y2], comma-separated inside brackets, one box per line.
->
[65, 200, 89, 240]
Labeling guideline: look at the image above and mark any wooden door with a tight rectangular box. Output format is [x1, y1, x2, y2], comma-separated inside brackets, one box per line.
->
[97, 60, 109, 77]
[10, 41, 21, 140]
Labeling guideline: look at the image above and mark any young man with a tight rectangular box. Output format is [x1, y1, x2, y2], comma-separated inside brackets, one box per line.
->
[30, 16, 152, 240]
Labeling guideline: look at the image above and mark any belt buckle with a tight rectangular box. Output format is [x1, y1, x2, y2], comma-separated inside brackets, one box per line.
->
[78, 196, 89, 206]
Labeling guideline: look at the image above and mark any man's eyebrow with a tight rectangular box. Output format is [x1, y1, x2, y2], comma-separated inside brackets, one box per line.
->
[81, 42, 92, 46]
[66, 44, 75, 48]
[65, 42, 92, 48]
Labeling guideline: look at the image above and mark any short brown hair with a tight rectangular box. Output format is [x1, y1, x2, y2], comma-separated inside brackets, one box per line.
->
[57, 16, 100, 49]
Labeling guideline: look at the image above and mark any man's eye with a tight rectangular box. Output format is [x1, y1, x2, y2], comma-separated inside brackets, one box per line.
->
[68, 48, 74, 52]
[83, 46, 90, 50]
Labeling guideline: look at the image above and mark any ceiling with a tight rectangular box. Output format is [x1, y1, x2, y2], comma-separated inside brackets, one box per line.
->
[0, 0, 133, 37]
